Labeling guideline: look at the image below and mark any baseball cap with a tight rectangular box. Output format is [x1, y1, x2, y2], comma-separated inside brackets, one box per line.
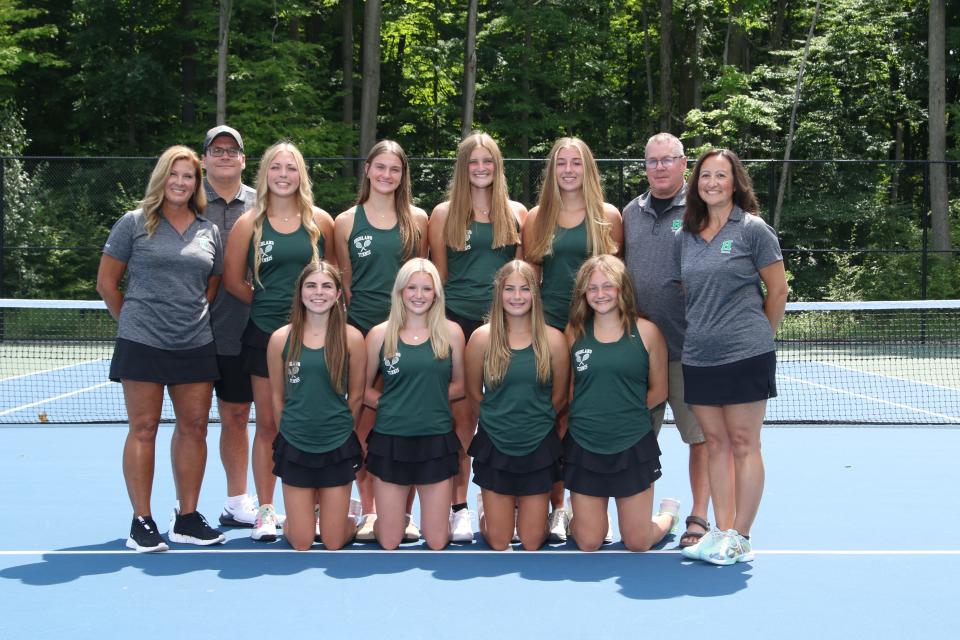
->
[203, 125, 244, 153]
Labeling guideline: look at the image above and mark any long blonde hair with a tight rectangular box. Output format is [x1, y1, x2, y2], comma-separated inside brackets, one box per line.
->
[383, 258, 449, 360]
[524, 137, 615, 263]
[285, 261, 349, 395]
[484, 260, 552, 386]
[568, 255, 639, 341]
[251, 141, 322, 286]
[139, 146, 206, 236]
[357, 140, 420, 260]
[444, 132, 519, 251]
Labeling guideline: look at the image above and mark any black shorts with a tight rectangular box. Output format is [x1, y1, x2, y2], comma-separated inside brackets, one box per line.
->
[240, 320, 271, 378]
[109, 338, 218, 385]
[365, 431, 461, 486]
[346, 315, 370, 338]
[214, 354, 253, 403]
[562, 431, 662, 498]
[683, 351, 778, 405]
[469, 426, 562, 496]
[272, 431, 362, 489]
[446, 308, 484, 341]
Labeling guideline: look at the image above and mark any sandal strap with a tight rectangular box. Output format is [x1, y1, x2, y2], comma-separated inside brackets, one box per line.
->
[685, 515, 710, 531]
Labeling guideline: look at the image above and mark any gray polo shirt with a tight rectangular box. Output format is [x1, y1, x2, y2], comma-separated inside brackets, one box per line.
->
[675, 205, 782, 366]
[204, 180, 256, 356]
[103, 209, 223, 350]
[623, 186, 687, 361]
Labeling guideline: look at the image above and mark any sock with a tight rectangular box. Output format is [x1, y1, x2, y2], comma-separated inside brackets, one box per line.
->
[452, 502, 468, 513]
[225, 494, 247, 508]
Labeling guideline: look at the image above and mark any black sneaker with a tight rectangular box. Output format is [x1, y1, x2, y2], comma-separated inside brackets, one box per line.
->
[168, 509, 226, 546]
[126, 515, 169, 552]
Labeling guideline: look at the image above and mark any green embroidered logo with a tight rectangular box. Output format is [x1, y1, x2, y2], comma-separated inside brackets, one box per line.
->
[671, 219, 682, 231]
[720, 240, 733, 254]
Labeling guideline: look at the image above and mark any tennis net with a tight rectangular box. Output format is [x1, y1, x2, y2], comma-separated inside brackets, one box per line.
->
[1, 298, 959, 425]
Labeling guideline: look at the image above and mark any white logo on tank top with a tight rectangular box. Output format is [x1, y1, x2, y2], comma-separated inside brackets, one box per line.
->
[383, 353, 401, 376]
[354, 235, 373, 257]
[463, 228, 472, 251]
[574, 348, 592, 372]
[287, 361, 301, 384]
[259, 240, 275, 263]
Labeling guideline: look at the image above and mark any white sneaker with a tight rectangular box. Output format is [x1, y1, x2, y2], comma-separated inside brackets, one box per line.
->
[219, 494, 258, 527]
[682, 528, 725, 561]
[251, 504, 278, 542]
[511, 507, 520, 543]
[476, 494, 484, 523]
[449, 509, 474, 543]
[403, 514, 421, 542]
[355, 513, 377, 541]
[547, 508, 570, 543]
[348, 499, 362, 527]
[603, 514, 614, 544]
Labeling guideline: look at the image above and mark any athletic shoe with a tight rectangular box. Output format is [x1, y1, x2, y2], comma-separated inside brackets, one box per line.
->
[703, 529, 742, 566]
[657, 497, 681, 534]
[603, 514, 614, 544]
[547, 508, 570, 543]
[511, 507, 520, 543]
[219, 494, 258, 527]
[403, 514, 421, 542]
[314, 504, 322, 543]
[681, 528, 725, 561]
[168, 509, 226, 546]
[126, 515, 168, 553]
[251, 504, 278, 542]
[476, 494, 484, 523]
[449, 508, 474, 543]
[734, 532, 754, 563]
[355, 513, 377, 541]
[348, 498, 363, 527]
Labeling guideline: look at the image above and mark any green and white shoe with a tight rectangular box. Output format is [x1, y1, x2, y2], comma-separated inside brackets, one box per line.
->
[703, 529, 742, 566]
[681, 528, 724, 561]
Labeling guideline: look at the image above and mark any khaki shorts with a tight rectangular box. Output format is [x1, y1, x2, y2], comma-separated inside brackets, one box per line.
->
[650, 360, 704, 445]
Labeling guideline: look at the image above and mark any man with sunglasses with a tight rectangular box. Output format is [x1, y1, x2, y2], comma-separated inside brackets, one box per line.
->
[622, 132, 711, 550]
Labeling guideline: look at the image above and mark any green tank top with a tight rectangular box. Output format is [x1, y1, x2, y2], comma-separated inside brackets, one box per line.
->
[279, 340, 353, 453]
[347, 205, 405, 331]
[247, 219, 323, 333]
[445, 220, 517, 321]
[374, 338, 452, 436]
[568, 320, 651, 454]
[540, 220, 588, 329]
[479, 345, 556, 456]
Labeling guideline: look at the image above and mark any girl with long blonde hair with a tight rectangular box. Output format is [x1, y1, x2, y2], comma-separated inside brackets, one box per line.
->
[463, 260, 569, 550]
[266, 261, 366, 551]
[427, 132, 527, 541]
[361, 258, 465, 550]
[224, 140, 337, 542]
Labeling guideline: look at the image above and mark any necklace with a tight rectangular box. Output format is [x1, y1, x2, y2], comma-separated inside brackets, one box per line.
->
[280, 213, 300, 223]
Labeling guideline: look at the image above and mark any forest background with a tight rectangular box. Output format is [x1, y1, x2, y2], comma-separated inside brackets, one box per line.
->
[0, 0, 958, 302]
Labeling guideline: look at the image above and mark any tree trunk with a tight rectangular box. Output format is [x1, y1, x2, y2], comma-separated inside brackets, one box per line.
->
[929, 0, 950, 255]
[726, 1, 748, 69]
[691, 1, 703, 148]
[642, 0, 655, 133]
[520, 3, 532, 204]
[217, 0, 232, 125]
[659, 0, 672, 131]
[180, 0, 196, 124]
[773, 0, 821, 230]
[771, 0, 789, 50]
[461, 0, 478, 137]
[359, 0, 382, 158]
[342, 0, 355, 177]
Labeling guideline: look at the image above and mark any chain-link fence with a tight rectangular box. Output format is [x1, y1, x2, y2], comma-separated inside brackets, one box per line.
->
[1, 156, 958, 301]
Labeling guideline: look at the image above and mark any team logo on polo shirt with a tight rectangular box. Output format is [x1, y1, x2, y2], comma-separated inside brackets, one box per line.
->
[574, 348, 592, 372]
[383, 353, 401, 376]
[463, 228, 472, 251]
[720, 240, 733, 254]
[259, 240, 275, 263]
[287, 361, 301, 384]
[671, 219, 682, 231]
[354, 235, 373, 257]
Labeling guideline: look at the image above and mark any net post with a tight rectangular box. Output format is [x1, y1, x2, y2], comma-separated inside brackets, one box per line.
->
[921, 161, 930, 300]
[0, 156, 6, 340]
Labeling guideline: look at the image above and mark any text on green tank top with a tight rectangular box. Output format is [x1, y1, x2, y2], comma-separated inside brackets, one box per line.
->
[540, 220, 588, 329]
[479, 345, 556, 456]
[247, 219, 323, 333]
[375, 338, 452, 436]
[348, 204, 404, 331]
[568, 320, 651, 454]
[279, 340, 354, 454]
[445, 220, 517, 321]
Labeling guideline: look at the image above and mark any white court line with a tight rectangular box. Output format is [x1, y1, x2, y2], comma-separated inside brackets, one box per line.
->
[781, 374, 960, 423]
[0, 358, 107, 383]
[0, 549, 958, 556]
[0, 381, 113, 417]
[804, 359, 960, 394]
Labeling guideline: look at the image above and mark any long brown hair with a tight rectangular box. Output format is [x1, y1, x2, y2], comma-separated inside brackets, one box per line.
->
[484, 260, 551, 386]
[683, 148, 760, 233]
[357, 140, 420, 260]
[286, 261, 349, 395]
[139, 146, 206, 236]
[525, 137, 615, 263]
[568, 255, 639, 341]
[443, 132, 519, 250]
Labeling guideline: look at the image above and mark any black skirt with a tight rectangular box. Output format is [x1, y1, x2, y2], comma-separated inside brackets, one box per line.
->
[469, 426, 562, 496]
[272, 431, 362, 489]
[562, 431, 662, 498]
[240, 320, 271, 378]
[109, 338, 218, 385]
[683, 350, 777, 405]
[365, 430, 461, 486]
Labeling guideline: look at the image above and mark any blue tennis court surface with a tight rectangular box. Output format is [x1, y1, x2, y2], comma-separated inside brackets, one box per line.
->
[1, 423, 957, 638]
